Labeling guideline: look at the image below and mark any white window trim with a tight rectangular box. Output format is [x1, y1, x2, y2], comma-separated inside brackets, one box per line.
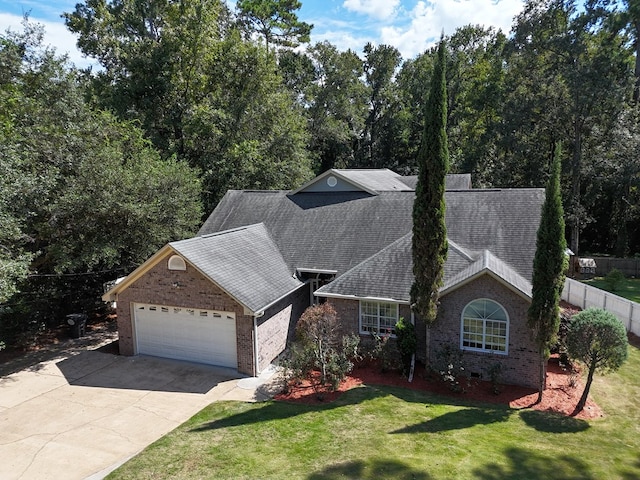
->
[359, 300, 399, 336]
[460, 298, 509, 355]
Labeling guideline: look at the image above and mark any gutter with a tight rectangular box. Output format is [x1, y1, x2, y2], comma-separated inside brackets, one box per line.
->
[314, 291, 410, 305]
[251, 282, 308, 317]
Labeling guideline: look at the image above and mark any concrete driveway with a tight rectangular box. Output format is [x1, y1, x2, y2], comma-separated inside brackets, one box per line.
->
[0, 340, 278, 480]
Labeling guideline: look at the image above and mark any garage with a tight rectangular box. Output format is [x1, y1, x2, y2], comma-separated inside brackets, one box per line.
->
[133, 303, 238, 368]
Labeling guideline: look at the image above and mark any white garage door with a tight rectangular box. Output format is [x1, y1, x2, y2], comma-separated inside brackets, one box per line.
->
[133, 303, 237, 368]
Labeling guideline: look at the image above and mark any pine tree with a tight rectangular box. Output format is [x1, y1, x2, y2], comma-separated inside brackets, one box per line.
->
[527, 142, 568, 403]
[411, 39, 449, 350]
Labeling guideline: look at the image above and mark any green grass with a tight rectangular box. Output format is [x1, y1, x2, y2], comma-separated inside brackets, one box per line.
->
[582, 276, 640, 303]
[108, 345, 640, 480]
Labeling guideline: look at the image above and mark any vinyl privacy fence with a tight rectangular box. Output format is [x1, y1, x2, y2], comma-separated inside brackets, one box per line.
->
[562, 278, 640, 337]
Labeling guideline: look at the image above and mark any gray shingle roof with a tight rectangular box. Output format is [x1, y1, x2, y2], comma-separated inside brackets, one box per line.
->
[315, 235, 481, 302]
[171, 223, 302, 313]
[198, 179, 544, 301]
[199, 191, 415, 277]
[400, 174, 472, 190]
[441, 249, 533, 298]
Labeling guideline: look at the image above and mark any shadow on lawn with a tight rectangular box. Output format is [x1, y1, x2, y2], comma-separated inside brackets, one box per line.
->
[473, 447, 595, 479]
[519, 409, 589, 433]
[192, 383, 592, 435]
[391, 405, 511, 434]
[190, 387, 387, 432]
[307, 459, 431, 480]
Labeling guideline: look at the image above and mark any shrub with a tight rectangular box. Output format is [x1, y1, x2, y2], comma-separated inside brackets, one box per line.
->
[486, 361, 504, 395]
[286, 303, 360, 397]
[604, 268, 625, 291]
[433, 343, 468, 392]
[395, 317, 417, 376]
[363, 332, 402, 372]
[566, 307, 628, 413]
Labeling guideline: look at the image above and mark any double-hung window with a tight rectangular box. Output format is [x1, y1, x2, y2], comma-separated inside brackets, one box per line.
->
[360, 301, 398, 335]
[461, 299, 509, 354]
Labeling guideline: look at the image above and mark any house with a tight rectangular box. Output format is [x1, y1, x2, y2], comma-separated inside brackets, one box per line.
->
[103, 168, 544, 388]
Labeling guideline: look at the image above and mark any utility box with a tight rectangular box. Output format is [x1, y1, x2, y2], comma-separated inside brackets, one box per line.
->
[67, 313, 88, 338]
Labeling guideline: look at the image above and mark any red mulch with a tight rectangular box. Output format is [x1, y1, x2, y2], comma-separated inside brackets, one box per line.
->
[274, 357, 603, 420]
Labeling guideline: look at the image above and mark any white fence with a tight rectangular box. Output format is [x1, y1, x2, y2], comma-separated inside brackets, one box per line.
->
[562, 278, 640, 337]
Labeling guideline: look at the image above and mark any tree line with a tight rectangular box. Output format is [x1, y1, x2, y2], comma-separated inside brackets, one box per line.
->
[0, 0, 638, 347]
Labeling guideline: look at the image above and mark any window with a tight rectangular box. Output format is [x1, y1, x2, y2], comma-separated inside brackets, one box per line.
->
[461, 299, 509, 354]
[360, 301, 398, 335]
[168, 255, 186, 271]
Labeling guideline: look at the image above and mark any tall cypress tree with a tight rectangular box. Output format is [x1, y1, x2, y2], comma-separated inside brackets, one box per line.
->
[411, 39, 449, 354]
[527, 142, 568, 403]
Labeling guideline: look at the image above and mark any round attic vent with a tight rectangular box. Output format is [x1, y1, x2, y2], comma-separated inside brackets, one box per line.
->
[327, 175, 337, 187]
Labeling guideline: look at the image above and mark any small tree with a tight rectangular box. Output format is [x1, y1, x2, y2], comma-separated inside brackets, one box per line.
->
[291, 303, 359, 395]
[566, 308, 628, 414]
[527, 142, 567, 403]
[604, 268, 625, 292]
[411, 37, 449, 360]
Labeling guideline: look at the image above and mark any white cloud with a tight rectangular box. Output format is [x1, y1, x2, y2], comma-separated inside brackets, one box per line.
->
[343, 0, 401, 21]
[310, 28, 376, 55]
[381, 0, 524, 59]
[0, 12, 98, 69]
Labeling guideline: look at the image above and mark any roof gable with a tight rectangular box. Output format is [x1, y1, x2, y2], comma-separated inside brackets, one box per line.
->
[441, 250, 533, 300]
[290, 169, 412, 195]
[316, 242, 532, 303]
[315, 236, 479, 302]
[104, 224, 303, 314]
[170, 224, 302, 313]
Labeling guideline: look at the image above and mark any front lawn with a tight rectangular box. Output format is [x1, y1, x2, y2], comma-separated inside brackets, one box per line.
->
[582, 276, 640, 303]
[108, 344, 640, 480]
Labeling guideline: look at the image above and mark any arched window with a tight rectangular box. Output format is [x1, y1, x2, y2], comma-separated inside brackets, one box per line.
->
[167, 255, 186, 271]
[461, 299, 509, 354]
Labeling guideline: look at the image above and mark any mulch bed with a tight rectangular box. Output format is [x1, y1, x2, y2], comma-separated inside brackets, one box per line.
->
[275, 357, 603, 420]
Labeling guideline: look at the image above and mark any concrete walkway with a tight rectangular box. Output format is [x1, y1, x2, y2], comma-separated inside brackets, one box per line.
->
[0, 334, 279, 480]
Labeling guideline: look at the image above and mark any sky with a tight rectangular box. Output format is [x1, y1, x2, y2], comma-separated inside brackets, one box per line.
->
[0, 0, 526, 69]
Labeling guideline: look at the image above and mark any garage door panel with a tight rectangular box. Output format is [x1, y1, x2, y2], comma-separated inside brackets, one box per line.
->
[134, 304, 237, 368]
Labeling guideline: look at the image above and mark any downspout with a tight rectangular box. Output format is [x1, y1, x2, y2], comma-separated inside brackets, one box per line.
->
[409, 311, 416, 383]
[253, 313, 262, 377]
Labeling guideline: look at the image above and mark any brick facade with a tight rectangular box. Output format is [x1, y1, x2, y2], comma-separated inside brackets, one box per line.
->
[328, 297, 412, 353]
[428, 275, 539, 388]
[115, 252, 309, 376]
[327, 274, 539, 389]
[256, 284, 310, 372]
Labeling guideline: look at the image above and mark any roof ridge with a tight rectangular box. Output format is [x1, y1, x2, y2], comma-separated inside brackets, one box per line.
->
[197, 222, 264, 239]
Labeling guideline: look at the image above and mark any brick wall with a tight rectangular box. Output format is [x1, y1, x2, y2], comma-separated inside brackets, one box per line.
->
[256, 284, 310, 372]
[327, 275, 539, 389]
[429, 275, 539, 388]
[115, 252, 256, 376]
[327, 298, 412, 350]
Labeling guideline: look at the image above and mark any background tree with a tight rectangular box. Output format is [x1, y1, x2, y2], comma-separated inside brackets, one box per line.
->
[445, 26, 508, 185]
[306, 41, 368, 172]
[182, 31, 313, 210]
[503, 0, 633, 253]
[567, 307, 628, 414]
[357, 43, 404, 169]
[236, 0, 312, 52]
[0, 22, 202, 347]
[411, 39, 449, 359]
[394, 53, 435, 174]
[65, 0, 312, 213]
[527, 142, 568, 403]
[64, 0, 227, 156]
